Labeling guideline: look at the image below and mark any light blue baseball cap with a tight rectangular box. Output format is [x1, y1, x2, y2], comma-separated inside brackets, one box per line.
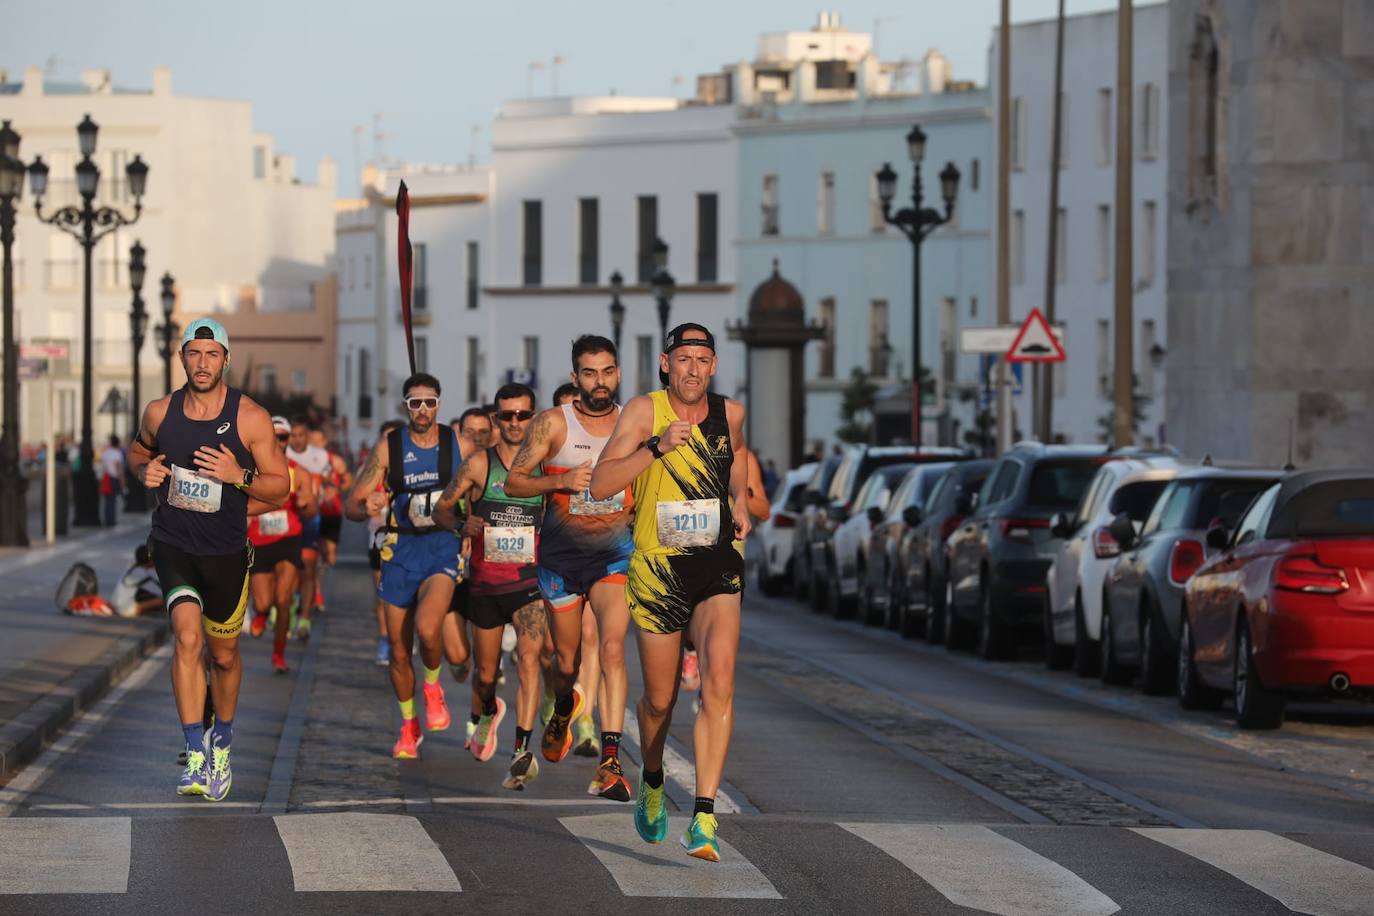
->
[181, 317, 230, 352]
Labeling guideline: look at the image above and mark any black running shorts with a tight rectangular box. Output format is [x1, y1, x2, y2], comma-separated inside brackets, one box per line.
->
[467, 587, 541, 631]
[150, 538, 253, 639]
[252, 536, 303, 571]
[319, 514, 343, 543]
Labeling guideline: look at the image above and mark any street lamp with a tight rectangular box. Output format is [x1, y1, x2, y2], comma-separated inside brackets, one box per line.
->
[30, 113, 148, 527]
[875, 123, 959, 446]
[155, 272, 179, 395]
[607, 270, 626, 355]
[649, 238, 675, 343]
[125, 241, 149, 511]
[0, 121, 28, 546]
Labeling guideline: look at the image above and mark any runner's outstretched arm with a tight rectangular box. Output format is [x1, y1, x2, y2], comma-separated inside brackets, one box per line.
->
[505, 409, 583, 498]
[432, 450, 486, 531]
[588, 396, 656, 501]
[344, 436, 388, 522]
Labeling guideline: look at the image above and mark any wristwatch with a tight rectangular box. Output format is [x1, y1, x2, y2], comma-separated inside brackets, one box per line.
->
[645, 436, 664, 459]
[241, 468, 255, 488]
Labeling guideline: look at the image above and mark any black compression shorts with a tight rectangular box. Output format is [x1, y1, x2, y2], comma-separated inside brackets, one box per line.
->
[151, 538, 253, 639]
[467, 587, 541, 631]
[252, 536, 303, 571]
[319, 514, 342, 543]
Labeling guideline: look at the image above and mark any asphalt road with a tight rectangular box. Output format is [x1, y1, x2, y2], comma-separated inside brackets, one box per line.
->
[3, 530, 1374, 914]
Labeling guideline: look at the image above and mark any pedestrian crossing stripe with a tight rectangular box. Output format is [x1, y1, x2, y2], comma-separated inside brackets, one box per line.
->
[4, 815, 1374, 910]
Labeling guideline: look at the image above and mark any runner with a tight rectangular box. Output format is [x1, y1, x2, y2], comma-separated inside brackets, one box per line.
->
[455, 407, 492, 449]
[247, 416, 317, 674]
[551, 382, 578, 407]
[286, 418, 330, 640]
[309, 427, 352, 576]
[345, 376, 465, 759]
[448, 407, 493, 742]
[433, 383, 547, 791]
[505, 335, 634, 801]
[589, 322, 751, 862]
[367, 420, 405, 667]
[128, 318, 290, 802]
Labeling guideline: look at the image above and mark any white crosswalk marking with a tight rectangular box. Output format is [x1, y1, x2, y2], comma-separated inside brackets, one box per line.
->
[560, 813, 781, 898]
[1135, 828, 1374, 916]
[840, 823, 1120, 916]
[0, 817, 131, 894]
[274, 812, 461, 892]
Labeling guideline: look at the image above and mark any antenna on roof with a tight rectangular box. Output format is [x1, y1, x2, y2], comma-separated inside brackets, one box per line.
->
[1202, 453, 1213, 467]
[1283, 417, 1296, 472]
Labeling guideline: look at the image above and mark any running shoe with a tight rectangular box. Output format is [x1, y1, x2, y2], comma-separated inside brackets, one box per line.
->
[681, 812, 720, 862]
[680, 648, 701, 692]
[540, 686, 585, 763]
[501, 749, 540, 791]
[272, 649, 288, 674]
[538, 685, 555, 727]
[634, 769, 669, 844]
[392, 719, 423, 759]
[572, 714, 600, 758]
[464, 719, 477, 750]
[423, 681, 451, 731]
[588, 756, 632, 802]
[268, 605, 277, 628]
[501, 623, 517, 653]
[204, 742, 232, 802]
[497, 665, 506, 687]
[374, 637, 390, 667]
[176, 744, 208, 796]
[295, 617, 312, 643]
[471, 696, 506, 762]
[249, 611, 268, 638]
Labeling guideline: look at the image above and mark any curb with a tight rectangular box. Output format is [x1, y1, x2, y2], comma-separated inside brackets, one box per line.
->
[0, 617, 169, 785]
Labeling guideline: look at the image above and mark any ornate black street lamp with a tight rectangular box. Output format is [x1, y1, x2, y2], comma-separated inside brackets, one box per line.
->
[29, 113, 148, 526]
[876, 123, 959, 446]
[125, 240, 149, 511]
[0, 120, 28, 545]
[649, 238, 675, 344]
[155, 272, 179, 395]
[607, 270, 625, 355]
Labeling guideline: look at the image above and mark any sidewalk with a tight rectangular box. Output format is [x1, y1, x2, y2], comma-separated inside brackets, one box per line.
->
[0, 511, 163, 783]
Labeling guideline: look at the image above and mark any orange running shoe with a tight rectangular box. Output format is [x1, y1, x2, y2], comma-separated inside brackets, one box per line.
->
[272, 649, 288, 674]
[588, 755, 632, 802]
[680, 648, 701, 691]
[392, 719, 423, 759]
[540, 685, 585, 763]
[423, 682, 451, 731]
[249, 612, 268, 639]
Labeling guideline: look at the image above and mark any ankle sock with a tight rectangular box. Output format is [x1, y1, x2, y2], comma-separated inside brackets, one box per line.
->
[514, 727, 532, 752]
[423, 665, 442, 686]
[643, 767, 664, 789]
[693, 796, 715, 817]
[211, 718, 233, 747]
[182, 723, 204, 753]
[483, 697, 498, 716]
[554, 691, 574, 716]
[399, 697, 416, 720]
[601, 732, 621, 759]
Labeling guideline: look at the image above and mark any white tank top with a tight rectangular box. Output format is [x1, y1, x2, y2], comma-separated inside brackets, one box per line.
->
[548, 403, 614, 468]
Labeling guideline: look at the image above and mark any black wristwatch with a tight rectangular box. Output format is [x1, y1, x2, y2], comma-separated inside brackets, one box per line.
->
[645, 436, 663, 459]
[241, 468, 255, 488]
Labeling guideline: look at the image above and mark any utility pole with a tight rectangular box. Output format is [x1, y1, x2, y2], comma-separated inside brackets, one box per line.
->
[1039, 0, 1066, 442]
[1112, 0, 1135, 448]
[996, 0, 1013, 454]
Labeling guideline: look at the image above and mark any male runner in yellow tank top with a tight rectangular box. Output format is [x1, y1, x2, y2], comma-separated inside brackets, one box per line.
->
[590, 322, 751, 863]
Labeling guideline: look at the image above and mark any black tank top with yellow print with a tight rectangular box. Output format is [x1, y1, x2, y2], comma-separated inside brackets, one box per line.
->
[632, 390, 734, 556]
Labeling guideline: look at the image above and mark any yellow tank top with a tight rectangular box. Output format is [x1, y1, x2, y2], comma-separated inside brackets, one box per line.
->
[631, 389, 736, 556]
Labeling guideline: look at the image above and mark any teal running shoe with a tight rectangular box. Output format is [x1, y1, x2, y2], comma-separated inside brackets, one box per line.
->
[634, 769, 669, 844]
[681, 812, 721, 862]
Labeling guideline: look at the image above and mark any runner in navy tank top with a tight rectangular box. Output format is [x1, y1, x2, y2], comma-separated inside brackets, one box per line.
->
[128, 319, 290, 803]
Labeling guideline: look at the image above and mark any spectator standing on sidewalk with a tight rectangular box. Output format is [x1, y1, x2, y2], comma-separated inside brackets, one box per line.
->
[100, 435, 125, 527]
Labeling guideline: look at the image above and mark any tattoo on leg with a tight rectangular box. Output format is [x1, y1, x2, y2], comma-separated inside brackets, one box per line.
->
[513, 602, 546, 640]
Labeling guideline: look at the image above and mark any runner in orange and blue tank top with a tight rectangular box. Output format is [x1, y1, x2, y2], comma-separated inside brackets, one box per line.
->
[506, 335, 635, 801]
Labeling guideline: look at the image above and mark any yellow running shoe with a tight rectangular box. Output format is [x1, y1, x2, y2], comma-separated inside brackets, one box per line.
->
[634, 769, 669, 844]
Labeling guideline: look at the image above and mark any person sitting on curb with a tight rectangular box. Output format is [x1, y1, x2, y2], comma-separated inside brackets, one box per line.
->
[112, 544, 164, 618]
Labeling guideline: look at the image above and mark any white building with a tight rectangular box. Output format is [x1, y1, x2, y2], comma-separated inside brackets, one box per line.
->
[994, 4, 1169, 444]
[0, 65, 336, 444]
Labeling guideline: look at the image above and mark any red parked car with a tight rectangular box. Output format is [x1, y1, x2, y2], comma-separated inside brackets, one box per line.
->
[1179, 469, 1374, 728]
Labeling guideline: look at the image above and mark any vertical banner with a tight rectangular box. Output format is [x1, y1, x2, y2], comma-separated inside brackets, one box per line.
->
[396, 180, 417, 376]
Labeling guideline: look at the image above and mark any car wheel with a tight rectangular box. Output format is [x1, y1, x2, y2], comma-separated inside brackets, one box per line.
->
[809, 565, 828, 613]
[1177, 613, 1224, 711]
[1234, 618, 1285, 729]
[977, 579, 1011, 661]
[793, 550, 810, 599]
[1043, 596, 1073, 670]
[858, 568, 881, 627]
[924, 575, 945, 645]
[1139, 598, 1173, 696]
[828, 560, 855, 619]
[943, 578, 973, 651]
[1072, 593, 1101, 678]
[1099, 601, 1132, 686]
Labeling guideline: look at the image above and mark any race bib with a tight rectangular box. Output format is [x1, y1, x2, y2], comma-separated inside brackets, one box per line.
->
[167, 463, 222, 513]
[406, 489, 444, 528]
[484, 525, 536, 564]
[570, 489, 625, 517]
[258, 509, 289, 537]
[656, 499, 721, 548]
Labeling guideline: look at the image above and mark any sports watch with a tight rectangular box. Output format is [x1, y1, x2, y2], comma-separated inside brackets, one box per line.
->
[241, 468, 255, 488]
[645, 436, 664, 459]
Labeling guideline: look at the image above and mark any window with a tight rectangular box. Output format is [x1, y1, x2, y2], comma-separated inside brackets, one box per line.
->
[578, 197, 599, 286]
[47, 233, 77, 290]
[98, 229, 125, 290]
[636, 195, 658, 282]
[1141, 201, 1157, 285]
[344, 352, 352, 396]
[762, 174, 779, 236]
[523, 336, 539, 373]
[1144, 482, 1192, 535]
[357, 348, 372, 419]
[1096, 205, 1111, 282]
[969, 158, 980, 192]
[941, 297, 957, 391]
[522, 200, 542, 286]
[414, 336, 428, 373]
[1140, 82, 1160, 160]
[363, 253, 372, 289]
[466, 241, 479, 309]
[466, 337, 481, 402]
[817, 171, 834, 234]
[1055, 93, 1069, 168]
[1234, 484, 1279, 546]
[347, 255, 355, 291]
[1055, 208, 1068, 283]
[869, 171, 885, 231]
[984, 461, 1021, 505]
[1011, 97, 1026, 170]
[253, 145, 266, 179]
[260, 365, 279, 394]
[1140, 319, 1157, 393]
[412, 243, 428, 313]
[1097, 88, 1112, 166]
[1011, 210, 1025, 285]
[818, 298, 836, 378]
[868, 300, 889, 376]
[635, 335, 654, 394]
[1189, 16, 1221, 204]
[291, 368, 308, 393]
[1097, 319, 1111, 398]
[969, 295, 978, 318]
[696, 193, 718, 283]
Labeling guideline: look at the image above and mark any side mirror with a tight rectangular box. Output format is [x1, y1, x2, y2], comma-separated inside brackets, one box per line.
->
[1205, 524, 1229, 550]
[1108, 513, 1136, 550]
[1049, 512, 1072, 540]
[954, 492, 974, 516]
[866, 506, 885, 527]
[902, 505, 924, 527]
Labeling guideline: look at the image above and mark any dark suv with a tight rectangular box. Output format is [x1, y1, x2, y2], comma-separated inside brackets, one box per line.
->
[790, 454, 844, 598]
[944, 443, 1109, 658]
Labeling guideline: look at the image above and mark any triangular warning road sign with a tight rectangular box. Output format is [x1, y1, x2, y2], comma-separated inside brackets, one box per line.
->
[1006, 308, 1067, 363]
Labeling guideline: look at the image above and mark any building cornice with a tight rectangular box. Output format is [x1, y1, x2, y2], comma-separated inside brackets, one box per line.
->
[492, 131, 730, 153]
[483, 283, 734, 298]
[738, 228, 990, 246]
[731, 105, 992, 138]
[376, 193, 486, 208]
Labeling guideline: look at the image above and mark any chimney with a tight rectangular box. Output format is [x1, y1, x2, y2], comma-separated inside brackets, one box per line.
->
[152, 65, 172, 97]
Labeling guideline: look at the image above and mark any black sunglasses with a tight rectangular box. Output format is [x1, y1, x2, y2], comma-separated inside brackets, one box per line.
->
[275, 433, 290, 442]
[405, 397, 439, 410]
[496, 410, 534, 422]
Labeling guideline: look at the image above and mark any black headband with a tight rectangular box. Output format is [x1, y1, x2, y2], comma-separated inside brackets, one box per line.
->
[663, 322, 716, 354]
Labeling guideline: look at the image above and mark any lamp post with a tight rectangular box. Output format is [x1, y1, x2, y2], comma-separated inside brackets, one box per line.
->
[0, 120, 28, 546]
[29, 114, 148, 527]
[649, 238, 675, 343]
[155, 272, 179, 395]
[875, 124, 959, 446]
[607, 270, 626, 355]
[125, 240, 149, 511]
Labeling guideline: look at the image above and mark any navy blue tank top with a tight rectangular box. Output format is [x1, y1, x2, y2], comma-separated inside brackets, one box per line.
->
[151, 387, 256, 555]
[388, 426, 462, 534]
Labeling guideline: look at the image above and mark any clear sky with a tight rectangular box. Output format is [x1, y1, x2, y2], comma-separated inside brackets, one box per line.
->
[3, 1, 1120, 191]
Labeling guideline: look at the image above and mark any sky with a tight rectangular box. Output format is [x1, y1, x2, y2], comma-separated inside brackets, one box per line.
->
[3, 1, 1121, 192]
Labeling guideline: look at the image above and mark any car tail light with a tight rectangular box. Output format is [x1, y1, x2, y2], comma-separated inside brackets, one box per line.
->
[773, 513, 795, 528]
[1001, 517, 1049, 543]
[1275, 554, 1349, 595]
[1092, 526, 1120, 559]
[940, 515, 963, 542]
[1168, 539, 1205, 585]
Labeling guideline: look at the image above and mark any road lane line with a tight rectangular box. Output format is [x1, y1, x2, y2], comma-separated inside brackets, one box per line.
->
[260, 612, 326, 815]
[30, 801, 258, 811]
[560, 813, 781, 899]
[0, 817, 131, 894]
[0, 643, 171, 817]
[1135, 828, 1374, 916]
[841, 823, 1119, 916]
[621, 707, 745, 815]
[274, 812, 460, 892]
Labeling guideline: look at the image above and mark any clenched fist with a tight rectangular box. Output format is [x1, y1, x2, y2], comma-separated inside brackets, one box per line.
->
[561, 459, 593, 492]
[661, 420, 693, 452]
[143, 454, 170, 489]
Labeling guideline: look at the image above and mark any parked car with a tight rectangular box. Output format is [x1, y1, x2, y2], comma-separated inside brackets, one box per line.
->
[791, 454, 844, 598]
[829, 463, 917, 618]
[859, 462, 960, 628]
[748, 462, 817, 596]
[1180, 469, 1374, 728]
[889, 460, 996, 641]
[1102, 467, 1281, 694]
[1044, 457, 1183, 678]
[944, 443, 1110, 659]
[807, 445, 967, 613]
